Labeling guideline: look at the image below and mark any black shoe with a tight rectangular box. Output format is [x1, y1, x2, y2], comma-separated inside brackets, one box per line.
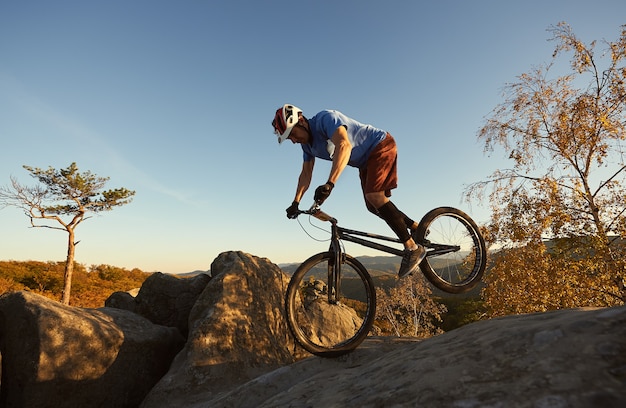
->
[398, 245, 426, 278]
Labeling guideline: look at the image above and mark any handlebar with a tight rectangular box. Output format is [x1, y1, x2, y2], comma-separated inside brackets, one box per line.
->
[296, 203, 337, 223]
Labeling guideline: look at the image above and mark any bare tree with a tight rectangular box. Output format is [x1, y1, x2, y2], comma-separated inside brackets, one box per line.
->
[0, 163, 135, 305]
[376, 273, 446, 338]
[465, 22, 626, 314]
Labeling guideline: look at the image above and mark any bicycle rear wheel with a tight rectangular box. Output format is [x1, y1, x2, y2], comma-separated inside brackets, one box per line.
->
[285, 252, 376, 357]
[415, 207, 486, 294]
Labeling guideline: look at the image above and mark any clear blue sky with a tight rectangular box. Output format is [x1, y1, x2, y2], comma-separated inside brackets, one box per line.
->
[1, 0, 624, 273]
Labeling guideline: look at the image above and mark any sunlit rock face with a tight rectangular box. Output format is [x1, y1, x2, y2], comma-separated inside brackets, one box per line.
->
[1, 251, 625, 408]
[0, 291, 184, 408]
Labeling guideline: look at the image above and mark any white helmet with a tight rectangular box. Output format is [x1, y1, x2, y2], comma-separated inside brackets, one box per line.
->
[272, 104, 302, 144]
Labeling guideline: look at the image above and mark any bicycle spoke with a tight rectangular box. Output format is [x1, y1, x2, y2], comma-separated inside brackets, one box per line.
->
[417, 207, 486, 293]
[426, 218, 476, 282]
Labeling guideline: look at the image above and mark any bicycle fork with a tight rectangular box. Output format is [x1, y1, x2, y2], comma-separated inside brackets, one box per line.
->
[327, 227, 343, 305]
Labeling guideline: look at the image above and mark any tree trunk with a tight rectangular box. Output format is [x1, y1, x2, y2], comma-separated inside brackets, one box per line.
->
[61, 228, 75, 305]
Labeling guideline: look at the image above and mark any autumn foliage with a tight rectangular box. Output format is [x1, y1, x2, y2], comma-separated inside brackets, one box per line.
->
[467, 23, 626, 316]
[0, 260, 150, 308]
[483, 240, 623, 317]
[375, 273, 446, 337]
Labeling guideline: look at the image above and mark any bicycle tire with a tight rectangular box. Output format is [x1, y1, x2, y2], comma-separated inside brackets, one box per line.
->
[285, 252, 376, 357]
[414, 207, 486, 294]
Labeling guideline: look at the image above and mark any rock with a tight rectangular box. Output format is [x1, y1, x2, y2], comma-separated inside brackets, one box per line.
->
[140, 251, 305, 408]
[106, 272, 211, 338]
[207, 305, 626, 407]
[105, 290, 137, 312]
[296, 298, 365, 347]
[2, 251, 625, 408]
[0, 291, 185, 408]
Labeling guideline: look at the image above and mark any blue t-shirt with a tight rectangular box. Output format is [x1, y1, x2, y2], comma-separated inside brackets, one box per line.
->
[302, 110, 387, 169]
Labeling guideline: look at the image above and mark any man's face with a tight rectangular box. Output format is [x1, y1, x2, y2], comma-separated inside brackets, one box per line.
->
[287, 119, 310, 144]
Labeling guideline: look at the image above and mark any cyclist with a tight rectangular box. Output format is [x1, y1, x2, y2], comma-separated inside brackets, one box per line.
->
[272, 104, 426, 277]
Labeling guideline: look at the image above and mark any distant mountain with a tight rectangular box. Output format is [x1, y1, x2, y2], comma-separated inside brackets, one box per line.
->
[183, 252, 486, 299]
[279, 254, 401, 276]
[174, 270, 210, 277]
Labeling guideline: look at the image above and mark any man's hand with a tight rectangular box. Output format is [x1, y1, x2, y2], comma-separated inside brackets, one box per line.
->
[314, 182, 334, 204]
[286, 201, 300, 219]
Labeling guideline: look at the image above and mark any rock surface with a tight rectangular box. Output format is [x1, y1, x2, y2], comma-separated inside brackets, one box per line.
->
[1, 251, 625, 408]
[0, 291, 184, 408]
[199, 306, 626, 408]
[106, 272, 210, 337]
[140, 251, 305, 407]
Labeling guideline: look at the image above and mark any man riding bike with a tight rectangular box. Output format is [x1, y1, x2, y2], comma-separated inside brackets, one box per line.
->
[272, 104, 426, 277]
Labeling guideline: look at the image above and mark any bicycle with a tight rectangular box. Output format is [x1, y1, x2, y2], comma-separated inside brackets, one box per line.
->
[284, 203, 487, 357]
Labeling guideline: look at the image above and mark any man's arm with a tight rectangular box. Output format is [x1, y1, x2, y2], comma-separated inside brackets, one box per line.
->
[327, 125, 352, 185]
[294, 158, 315, 203]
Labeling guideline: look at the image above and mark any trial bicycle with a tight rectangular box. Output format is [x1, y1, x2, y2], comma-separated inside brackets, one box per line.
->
[284, 204, 487, 357]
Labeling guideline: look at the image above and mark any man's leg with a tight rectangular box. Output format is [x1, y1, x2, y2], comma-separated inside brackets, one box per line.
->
[359, 140, 417, 231]
[365, 192, 413, 245]
[365, 192, 425, 277]
[362, 192, 417, 231]
[360, 134, 423, 277]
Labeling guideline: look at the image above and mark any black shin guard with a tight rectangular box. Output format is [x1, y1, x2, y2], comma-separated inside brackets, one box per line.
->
[404, 215, 416, 229]
[377, 201, 411, 243]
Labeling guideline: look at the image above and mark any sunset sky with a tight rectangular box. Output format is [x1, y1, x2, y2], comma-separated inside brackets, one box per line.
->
[1, 0, 624, 273]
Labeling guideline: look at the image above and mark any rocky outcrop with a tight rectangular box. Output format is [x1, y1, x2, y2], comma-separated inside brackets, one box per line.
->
[210, 306, 626, 407]
[0, 291, 184, 408]
[140, 251, 304, 407]
[106, 272, 210, 337]
[1, 250, 625, 408]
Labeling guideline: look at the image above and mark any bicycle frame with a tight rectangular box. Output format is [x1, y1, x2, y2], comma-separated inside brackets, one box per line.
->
[304, 204, 462, 305]
[307, 205, 461, 259]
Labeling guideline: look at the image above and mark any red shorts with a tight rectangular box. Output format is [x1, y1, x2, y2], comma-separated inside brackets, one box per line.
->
[359, 133, 398, 197]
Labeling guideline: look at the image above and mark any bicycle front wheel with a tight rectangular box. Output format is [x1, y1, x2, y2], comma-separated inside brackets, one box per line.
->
[415, 207, 486, 294]
[285, 252, 376, 357]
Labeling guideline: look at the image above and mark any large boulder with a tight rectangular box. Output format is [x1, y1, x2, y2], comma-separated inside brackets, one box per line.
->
[0, 291, 185, 408]
[192, 305, 626, 407]
[140, 251, 304, 407]
[4, 250, 623, 407]
[106, 272, 211, 337]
